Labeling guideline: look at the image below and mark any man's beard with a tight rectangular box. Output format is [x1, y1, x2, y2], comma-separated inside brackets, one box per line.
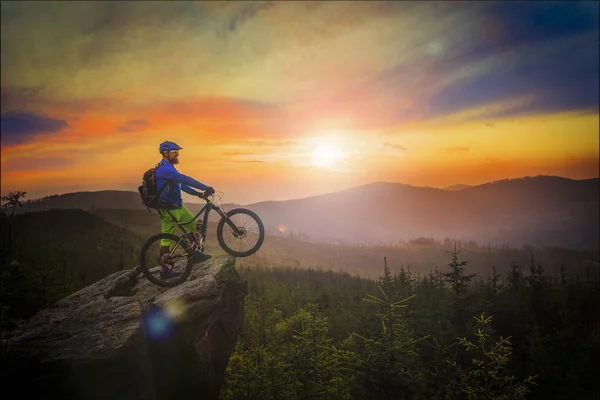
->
[171, 157, 179, 164]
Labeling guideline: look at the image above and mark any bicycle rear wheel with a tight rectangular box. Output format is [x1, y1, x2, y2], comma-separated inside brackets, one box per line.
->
[139, 233, 194, 287]
[217, 208, 265, 257]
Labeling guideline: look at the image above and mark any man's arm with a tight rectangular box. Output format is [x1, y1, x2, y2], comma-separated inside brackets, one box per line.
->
[158, 164, 208, 191]
[181, 184, 199, 196]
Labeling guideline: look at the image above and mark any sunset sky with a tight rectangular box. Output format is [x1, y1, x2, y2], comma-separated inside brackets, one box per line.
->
[1, 1, 598, 204]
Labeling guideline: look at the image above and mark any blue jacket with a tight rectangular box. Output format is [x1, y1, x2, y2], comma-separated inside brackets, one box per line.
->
[155, 159, 208, 209]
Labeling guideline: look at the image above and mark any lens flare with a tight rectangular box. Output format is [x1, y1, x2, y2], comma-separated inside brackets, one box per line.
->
[141, 305, 175, 341]
[164, 298, 185, 320]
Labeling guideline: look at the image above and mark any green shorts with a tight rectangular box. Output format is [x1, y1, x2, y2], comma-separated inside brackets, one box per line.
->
[158, 206, 197, 247]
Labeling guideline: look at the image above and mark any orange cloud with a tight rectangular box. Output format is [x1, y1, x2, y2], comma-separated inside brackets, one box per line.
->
[1, 91, 598, 204]
[1, 96, 298, 157]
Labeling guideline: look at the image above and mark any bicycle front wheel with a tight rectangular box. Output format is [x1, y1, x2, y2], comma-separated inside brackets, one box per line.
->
[139, 233, 194, 287]
[217, 208, 265, 257]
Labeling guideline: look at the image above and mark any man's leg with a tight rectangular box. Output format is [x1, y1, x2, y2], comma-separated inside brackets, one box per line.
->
[159, 209, 179, 270]
[177, 206, 211, 262]
[177, 205, 197, 238]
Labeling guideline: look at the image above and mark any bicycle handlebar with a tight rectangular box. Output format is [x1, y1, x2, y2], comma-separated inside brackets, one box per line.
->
[197, 191, 213, 201]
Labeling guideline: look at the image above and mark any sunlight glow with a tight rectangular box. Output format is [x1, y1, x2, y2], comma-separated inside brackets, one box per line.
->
[311, 140, 344, 167]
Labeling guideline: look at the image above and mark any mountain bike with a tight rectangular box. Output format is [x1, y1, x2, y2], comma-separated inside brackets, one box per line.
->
[139, 191, 264, 287]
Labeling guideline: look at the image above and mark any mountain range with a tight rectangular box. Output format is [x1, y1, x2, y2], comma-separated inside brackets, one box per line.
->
[12, 175, 599, 251]
[443, 184, 471, 191]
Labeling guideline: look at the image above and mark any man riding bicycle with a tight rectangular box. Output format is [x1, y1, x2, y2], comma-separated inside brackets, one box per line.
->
[155, 141, 214, 279]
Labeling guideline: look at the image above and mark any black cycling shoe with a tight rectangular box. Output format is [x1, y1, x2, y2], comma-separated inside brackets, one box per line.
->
[191, 251, 212, 263]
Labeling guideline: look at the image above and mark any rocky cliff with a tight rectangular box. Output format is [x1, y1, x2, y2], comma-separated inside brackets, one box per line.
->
[0, 255, 247, 400]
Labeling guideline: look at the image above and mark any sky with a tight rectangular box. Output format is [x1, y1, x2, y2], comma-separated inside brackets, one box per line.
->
[1, 1, 599, 204]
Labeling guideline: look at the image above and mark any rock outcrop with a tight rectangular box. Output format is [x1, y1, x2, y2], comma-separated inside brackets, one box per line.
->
[0, 255, 247, 400]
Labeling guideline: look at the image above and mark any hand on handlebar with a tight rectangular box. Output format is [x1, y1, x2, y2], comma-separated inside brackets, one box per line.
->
[198, 186, 215, 199]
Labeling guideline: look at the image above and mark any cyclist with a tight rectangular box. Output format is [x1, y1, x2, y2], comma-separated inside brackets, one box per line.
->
[155, 141, 215, 278]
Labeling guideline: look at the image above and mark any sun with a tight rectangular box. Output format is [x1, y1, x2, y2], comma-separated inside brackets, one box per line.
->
[311, 141, 344, 167]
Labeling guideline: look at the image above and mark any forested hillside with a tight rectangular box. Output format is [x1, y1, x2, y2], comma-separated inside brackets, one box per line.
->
[224, 253, 599, 399]
[0, 209, 146, 320]
[1, 209, 598, 399]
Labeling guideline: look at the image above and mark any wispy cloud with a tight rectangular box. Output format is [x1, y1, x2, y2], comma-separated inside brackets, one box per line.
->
[427, 95, 537, 127]
[226, 1, 273, 33]
[384, 143, 407, 152]
[221, 151, 260, 156]
[117, 119, 148, 133]
[4, 156, 75, 172]
[0, 111, 68, 147]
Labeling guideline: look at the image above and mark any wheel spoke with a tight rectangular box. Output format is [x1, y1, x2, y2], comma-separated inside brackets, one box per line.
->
[140, 233, 194, 287]
[218, 210, 263, 256]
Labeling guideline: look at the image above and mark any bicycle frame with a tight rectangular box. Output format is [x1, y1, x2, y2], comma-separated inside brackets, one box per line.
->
[160, 197, 242, 255]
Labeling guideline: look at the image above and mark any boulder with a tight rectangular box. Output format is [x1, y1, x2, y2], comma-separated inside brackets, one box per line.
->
[0, 255, 247, 400]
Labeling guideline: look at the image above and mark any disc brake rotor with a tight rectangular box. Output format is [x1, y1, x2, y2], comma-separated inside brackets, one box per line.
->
[234, 227, 247, 239]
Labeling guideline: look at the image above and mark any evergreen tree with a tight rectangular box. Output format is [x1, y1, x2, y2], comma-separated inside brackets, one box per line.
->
[281, 304, 355, 400]
[445, 313, 537, 400]
[349, 286, 426, 399]
[443, 243, 476, 335]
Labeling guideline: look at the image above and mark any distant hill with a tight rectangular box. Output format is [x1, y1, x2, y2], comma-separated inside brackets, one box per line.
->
[5, 209, 598, 286]
[444, 184, 471, 191]
[13, 175, 600, 251]
[18, 190, 148, 212]
[243, 175, 599, 251]
[17, 190, 237, 217]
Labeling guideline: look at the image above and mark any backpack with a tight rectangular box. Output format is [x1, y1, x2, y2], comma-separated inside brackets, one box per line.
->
[138, 164, 168, 209]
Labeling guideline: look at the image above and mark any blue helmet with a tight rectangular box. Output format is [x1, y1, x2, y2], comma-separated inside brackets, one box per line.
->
[159, 141, 183, 154]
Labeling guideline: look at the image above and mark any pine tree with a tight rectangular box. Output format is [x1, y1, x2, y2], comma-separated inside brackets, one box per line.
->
[445, 313, 537, 399]
[443, 243, 476, 335]
[280, 304, 355, 400]
[380, 257, 393, 291]
[491, 265, 500, 294]
[349, 286, 426, 399]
